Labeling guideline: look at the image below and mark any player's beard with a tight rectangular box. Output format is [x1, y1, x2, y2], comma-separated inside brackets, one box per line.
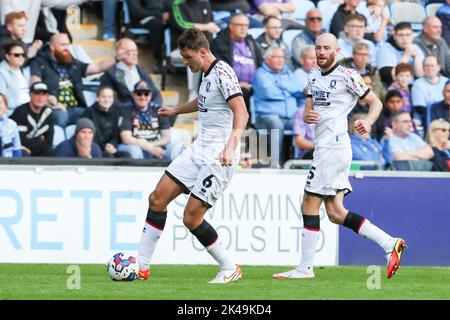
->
[54, 49, 73, 65]
[317, 52, 336, 69]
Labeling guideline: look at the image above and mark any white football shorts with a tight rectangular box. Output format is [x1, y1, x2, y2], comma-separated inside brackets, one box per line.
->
[304, 146, 353, 196]
[165, 143, 236, 208]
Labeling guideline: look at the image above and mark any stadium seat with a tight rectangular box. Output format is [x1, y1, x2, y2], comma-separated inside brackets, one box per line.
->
[83, 90, 97, 107]
[282, 29, 303, 52]
[390, 2, 427, 31]
[53, 125, 66, 147]
[212, 10, 232, 29]
[120, 1, 151, 39]
[289, 0, 316, 23]
[161, 28, 187, 90]
[350, 161, 381, 170]
[247, 28, 264, 40]
[283, 159, 312, 169]
[317, 0, 340, 32]
[426, 3, 444, 17]
[65, 124, 76, 139]
[391, 160, 433, 171]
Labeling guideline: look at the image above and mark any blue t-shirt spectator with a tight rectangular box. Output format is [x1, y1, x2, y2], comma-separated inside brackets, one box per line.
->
[389, 132, 426, 156]
[411, 75, 448, 125]
[350, 133, 389, 169]
[253, 62, 301, 118]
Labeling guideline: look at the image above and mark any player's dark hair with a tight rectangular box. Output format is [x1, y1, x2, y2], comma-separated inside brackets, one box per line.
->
[394, 22, 412, 33]
[177, 28, 210, 51]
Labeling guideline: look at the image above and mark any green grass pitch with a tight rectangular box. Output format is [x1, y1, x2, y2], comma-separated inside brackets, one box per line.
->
[1, 264, 449, 300]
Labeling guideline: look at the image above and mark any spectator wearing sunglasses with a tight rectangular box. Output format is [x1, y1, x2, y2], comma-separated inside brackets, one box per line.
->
[118, 80, 172, 159]
[291, 9, 323, 67]
[425, 118, 450, 171]
[0, 11, 43, 62]
[0, 41, 30, 116]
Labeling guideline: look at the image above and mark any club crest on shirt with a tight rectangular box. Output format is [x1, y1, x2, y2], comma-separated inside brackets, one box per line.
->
[329, 80, 337, 89]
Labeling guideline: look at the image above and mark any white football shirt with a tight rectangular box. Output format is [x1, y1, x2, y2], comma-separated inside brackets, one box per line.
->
[196, 59, 243, 150]
[307, 64, 370, 149]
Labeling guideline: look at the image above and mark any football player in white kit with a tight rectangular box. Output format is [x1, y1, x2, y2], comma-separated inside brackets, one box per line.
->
[136, 29, 248, 283]
[273, 33, 406, 280]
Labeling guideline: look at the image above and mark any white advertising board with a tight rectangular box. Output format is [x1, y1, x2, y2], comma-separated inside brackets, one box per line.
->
[0, 167, 338, 266]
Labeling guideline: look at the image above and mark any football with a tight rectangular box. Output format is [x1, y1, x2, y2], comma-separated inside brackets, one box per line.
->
[106, 252, 139, 281]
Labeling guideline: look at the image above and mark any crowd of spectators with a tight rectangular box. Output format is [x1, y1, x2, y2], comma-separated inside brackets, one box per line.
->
[0, 0, 449, 171]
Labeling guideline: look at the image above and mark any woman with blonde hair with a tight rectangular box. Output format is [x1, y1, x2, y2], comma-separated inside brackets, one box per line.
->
[425, 119, 450, 171]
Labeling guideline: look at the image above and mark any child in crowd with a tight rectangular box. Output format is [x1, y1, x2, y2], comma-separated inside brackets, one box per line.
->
[387, 63, 414, 114]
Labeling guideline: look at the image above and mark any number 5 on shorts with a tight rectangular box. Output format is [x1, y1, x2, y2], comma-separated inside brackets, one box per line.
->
[307, 166, 316, 181]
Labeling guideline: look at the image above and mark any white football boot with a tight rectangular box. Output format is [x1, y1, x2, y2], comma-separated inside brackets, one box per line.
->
[273, 267, 315, 279]
[209, 265, 242, 284]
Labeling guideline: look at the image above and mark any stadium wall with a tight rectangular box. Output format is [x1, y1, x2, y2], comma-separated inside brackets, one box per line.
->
[341, 172, 450, 266]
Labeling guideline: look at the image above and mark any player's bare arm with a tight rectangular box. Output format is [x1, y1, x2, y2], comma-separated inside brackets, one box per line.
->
[219, 95, 248, 166]
[303, 97, 320, 124]
[355, 90, 383, 135]
[158, 98, 198, 117]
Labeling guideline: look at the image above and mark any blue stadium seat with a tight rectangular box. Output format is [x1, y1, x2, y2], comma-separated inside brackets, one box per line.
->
[289, 0, 316, 23]
[317, 0, 340, 33]
[426, 3, 444, 16]
[390, 2, 426, 31]
[161, 28, 187, 90]
[282, 29, 303, 52]
[247, 28, 264, 40]
[83, 90, 97, 107]
[53, 125, 66, 147]
[65, 124, 76, 139]
[392, 160, 433, 171]
[121, 1, 151, 39]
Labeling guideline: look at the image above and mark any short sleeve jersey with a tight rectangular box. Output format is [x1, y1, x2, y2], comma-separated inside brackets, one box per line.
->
[307, 64, 370, 148]
[196, 59, 243, 149]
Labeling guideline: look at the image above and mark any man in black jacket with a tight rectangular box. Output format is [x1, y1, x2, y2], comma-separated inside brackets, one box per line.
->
[30, 33, 115, 128]
[212, 13, 263, 117]
[10, 82, 54, 156]
[100, 37, 163, 109]
[126, 0, 171, 71]
[82, 86, 130, 158]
